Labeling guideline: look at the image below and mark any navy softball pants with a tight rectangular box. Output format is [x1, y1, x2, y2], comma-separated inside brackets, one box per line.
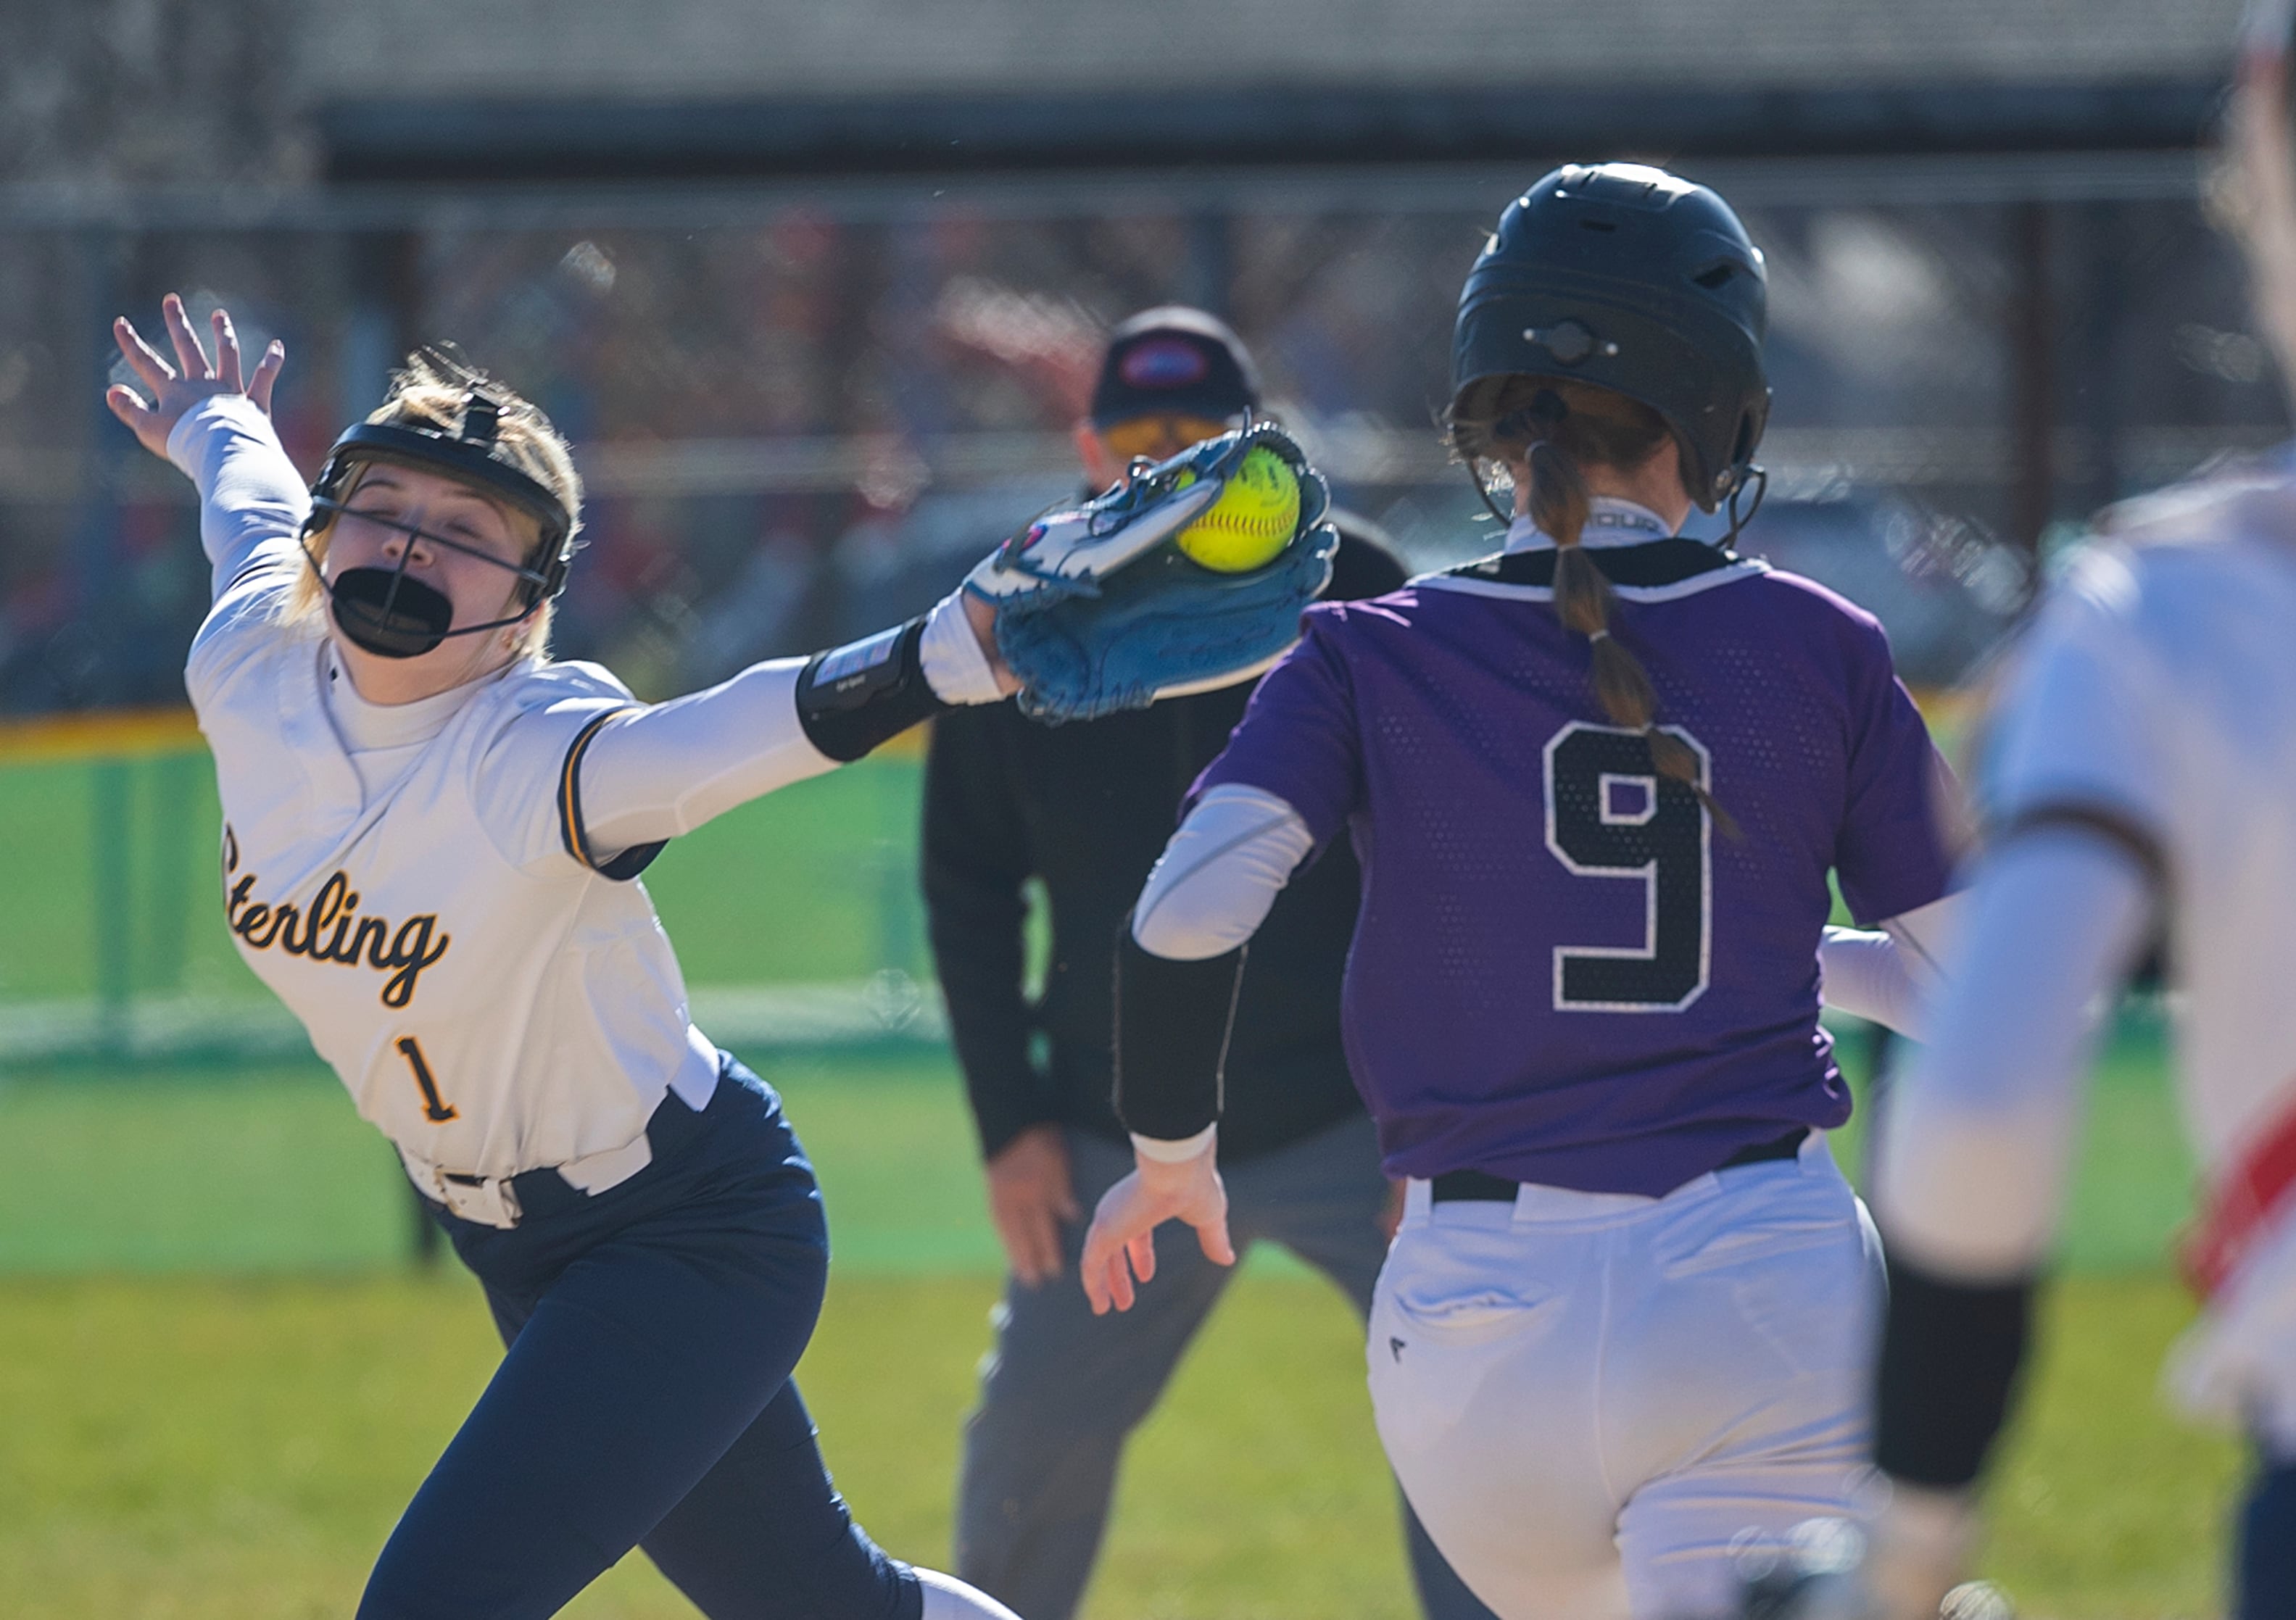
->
[358, 1058, 921, 1620]
[2242, 1454, 2296, 1620]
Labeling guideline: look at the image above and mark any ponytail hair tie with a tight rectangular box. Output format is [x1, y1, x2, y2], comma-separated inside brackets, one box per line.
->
[1587, 628, 1612, 644]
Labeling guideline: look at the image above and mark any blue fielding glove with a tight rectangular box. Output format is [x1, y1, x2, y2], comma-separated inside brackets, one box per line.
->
[964, 425, 1338, 723]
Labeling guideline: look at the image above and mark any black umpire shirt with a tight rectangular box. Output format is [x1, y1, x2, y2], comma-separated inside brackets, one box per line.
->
[923, 527, 1409, 1165]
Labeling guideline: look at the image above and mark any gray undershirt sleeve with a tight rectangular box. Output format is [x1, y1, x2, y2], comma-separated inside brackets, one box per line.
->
[1131, 784, 1318, 961]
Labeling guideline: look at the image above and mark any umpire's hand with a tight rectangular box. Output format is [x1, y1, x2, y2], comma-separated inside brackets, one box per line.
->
[985, 1124, 1080, 1287]
[1079, 1142, 1235, 1315]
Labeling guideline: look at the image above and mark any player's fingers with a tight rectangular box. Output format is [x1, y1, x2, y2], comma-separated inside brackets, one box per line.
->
[113, 317, 175, 387]
[1193, 1213, 1236, 1268]
[104, 384, 154, 430]
[162, 293, 215, 381]
[1089, 1247, 1131, 1314]
[212, 309, 243, 392]
[1126, 1229, 1157, 1287]
[248, 341, 285, 415]
[1078, 1222, 1116, 1313]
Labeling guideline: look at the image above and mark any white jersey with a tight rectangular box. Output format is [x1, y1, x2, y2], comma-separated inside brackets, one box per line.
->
[1982, 484, 2296, 1174]
[196, 630, 717, 1185]
[167, 394, 999, 1200]
[1876, 460, 2296, 1445]
[178, 406, 718, 1189]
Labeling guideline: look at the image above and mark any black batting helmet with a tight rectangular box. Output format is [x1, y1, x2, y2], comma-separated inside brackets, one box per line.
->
[1452, 162, 1770, 511]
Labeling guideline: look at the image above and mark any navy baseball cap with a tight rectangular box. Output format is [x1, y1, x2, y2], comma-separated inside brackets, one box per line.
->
[1088, 307, 1261, 428]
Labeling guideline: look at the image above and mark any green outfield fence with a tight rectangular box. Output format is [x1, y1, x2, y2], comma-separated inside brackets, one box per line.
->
[0, 709, 949, 1073]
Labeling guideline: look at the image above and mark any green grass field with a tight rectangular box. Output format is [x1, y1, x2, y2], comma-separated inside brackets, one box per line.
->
[0, 746, 2254, 1617]
[0, 1035, 2244, 1619]
[0, 1268, 2242, 1620]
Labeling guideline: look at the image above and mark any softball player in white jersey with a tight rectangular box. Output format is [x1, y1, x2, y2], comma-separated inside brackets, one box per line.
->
[106, 293, 1032, 1620]
[1074, 165, 1961, 1620]
[1857, 14, 2296, 1614]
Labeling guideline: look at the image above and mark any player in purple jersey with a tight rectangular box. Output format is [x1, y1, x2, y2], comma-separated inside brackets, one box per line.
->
[1074, 164, 1962, 1619]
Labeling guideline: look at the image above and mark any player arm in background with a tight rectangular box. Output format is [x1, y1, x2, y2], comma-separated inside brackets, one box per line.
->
[1861, 826, 2156, 1611]
[569, 592, 1009, 864]
[1862, 554, 2171, 1615]
[1815, 892, 1960, 1040]
[1082, 617, 1364, 1313]
[1115, 781, 1321, 1139]
[1074, 784, 1318, 1313]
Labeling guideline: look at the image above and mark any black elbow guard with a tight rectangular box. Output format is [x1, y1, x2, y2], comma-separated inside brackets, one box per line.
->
[796, 617, 951, 763]
[1112, 922, 1243, 1142]
[1874, 1251, 2037, 1490]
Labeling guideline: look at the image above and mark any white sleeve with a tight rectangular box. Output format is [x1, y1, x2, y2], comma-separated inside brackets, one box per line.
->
[1870, 831, 2155, 1280]
[916, 589, 1006, 707]
[1979, 546, 2175, 841]
[576, 660, 838, 855]
[1818, 892, 1962, 1040]
[575, 594, 998, 857]
[1130, 784, 1318, 961]
[165, 394, 309, 601]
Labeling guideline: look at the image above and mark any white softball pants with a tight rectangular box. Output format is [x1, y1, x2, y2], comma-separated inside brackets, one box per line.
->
[1367, 1136, 1883, 1620]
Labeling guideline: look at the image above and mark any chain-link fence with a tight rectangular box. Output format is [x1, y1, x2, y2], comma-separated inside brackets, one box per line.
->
[0, 156, 2280, 1066]
[1, 157, 2277, 715]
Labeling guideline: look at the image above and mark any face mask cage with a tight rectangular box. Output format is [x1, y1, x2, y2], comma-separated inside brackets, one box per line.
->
[1466, 456, 1517, 526]
[296, 392, 577, 660]
[299, 494, 562, 659]
[1452, 384, 1766, 546]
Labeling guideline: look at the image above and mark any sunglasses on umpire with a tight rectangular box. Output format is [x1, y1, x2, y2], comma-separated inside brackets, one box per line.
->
[1096, 414, 1241, 462]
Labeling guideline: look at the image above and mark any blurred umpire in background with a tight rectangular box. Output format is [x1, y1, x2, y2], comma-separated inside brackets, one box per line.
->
[923, 307, 1492, 1620]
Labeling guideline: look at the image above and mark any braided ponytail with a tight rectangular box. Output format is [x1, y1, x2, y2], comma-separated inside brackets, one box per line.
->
[1455, 378, 1741, 840]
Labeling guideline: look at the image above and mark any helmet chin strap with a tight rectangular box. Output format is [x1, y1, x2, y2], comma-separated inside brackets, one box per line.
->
[1723, 465, 1768, 549]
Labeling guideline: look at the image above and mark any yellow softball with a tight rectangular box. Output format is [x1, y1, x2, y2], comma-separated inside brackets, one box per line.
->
[1174, 447, 1301, 573]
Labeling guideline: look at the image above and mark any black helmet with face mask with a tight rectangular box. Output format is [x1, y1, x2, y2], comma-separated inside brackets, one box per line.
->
[300, 382, 578, 660]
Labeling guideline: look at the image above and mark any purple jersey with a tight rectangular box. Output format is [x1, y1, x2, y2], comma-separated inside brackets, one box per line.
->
[1195, 538, 1954, 1197]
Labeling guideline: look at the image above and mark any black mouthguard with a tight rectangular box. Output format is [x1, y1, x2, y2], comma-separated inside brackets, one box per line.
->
[331, 567, 457, 659]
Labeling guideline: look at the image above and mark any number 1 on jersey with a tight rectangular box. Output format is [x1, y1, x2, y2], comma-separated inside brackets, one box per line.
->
[395, 1037, 458, 1122]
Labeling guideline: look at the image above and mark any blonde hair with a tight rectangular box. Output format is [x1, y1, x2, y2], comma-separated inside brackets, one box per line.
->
[289, 349, 583, 660]
[1448, 374, 1740, 839]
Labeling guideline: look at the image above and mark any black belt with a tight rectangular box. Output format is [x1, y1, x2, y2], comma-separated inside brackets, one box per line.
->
[1429, 1128, 1810, 1204]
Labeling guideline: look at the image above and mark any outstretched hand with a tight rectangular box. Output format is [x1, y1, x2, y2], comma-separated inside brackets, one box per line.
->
[1078, 1145, 1235, 1315]
[106, 294, 285, 461]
